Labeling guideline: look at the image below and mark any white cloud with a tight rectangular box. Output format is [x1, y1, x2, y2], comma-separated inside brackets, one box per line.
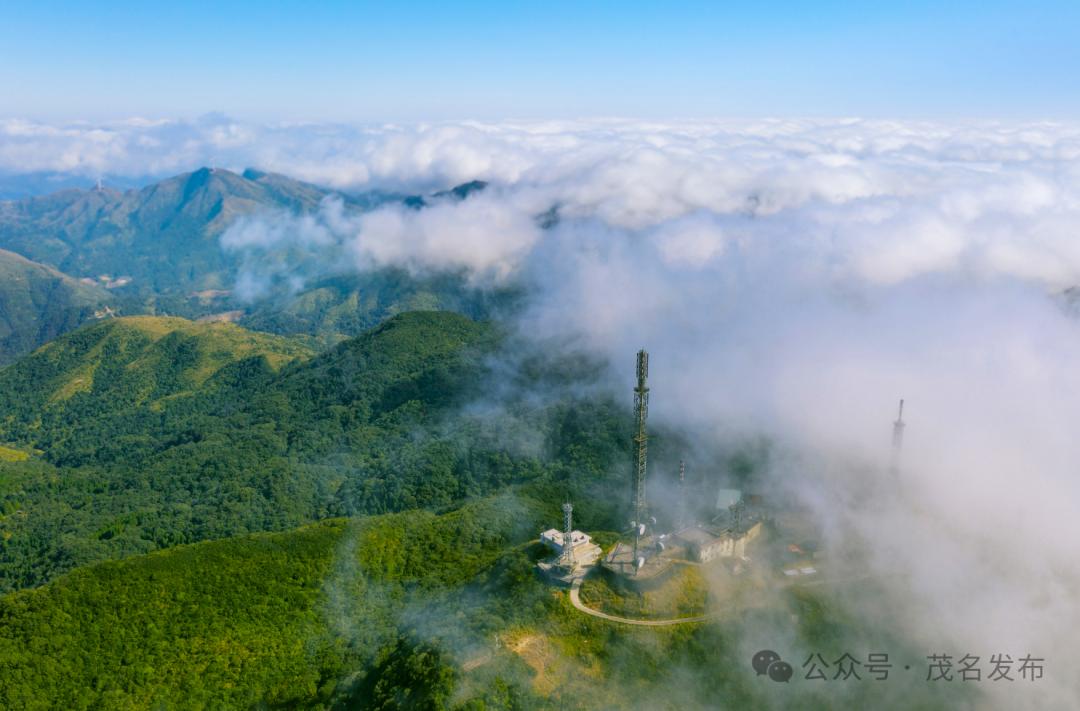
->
[10, 115, 1080, 706]
[352, 192, 542, 281]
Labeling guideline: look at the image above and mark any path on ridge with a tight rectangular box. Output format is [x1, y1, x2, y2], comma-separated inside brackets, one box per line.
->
[567, 565, 861, 626]
[567, 577, 714, 626]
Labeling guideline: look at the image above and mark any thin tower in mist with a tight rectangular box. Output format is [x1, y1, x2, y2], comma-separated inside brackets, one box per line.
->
[632, 349, 650, 559]
[890, 399, 905, 477]
[559, 502, 576, 570]
[677, 459, 687, 530]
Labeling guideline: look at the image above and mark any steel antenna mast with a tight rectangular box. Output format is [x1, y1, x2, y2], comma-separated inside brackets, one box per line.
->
[632, 349, 650, 561]
[559, 502, 576, 570]
[890, 399, 905, 477]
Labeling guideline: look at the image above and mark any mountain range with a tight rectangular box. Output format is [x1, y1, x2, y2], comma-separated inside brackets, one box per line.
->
[0, 168, 503, 363]
[0, 167, 331, 293]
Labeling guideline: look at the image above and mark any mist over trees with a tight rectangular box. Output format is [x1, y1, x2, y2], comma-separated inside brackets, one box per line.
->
[1, 118, 1078, 707]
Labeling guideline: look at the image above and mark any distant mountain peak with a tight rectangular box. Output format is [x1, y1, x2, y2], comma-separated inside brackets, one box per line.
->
[438, 180, 489, 200]
[182, 166, 217, 197]
[0, 167, 332, 295]
[405, 179, 490, 210]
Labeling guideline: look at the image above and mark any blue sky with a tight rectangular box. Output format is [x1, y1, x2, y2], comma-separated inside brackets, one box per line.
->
[2, 1, 1079, 121]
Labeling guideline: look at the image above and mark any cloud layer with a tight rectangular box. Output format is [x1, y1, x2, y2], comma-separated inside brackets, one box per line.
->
[10, 116, 1080, 707]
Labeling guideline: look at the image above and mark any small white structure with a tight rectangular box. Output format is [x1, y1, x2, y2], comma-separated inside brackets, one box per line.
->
[539, 528, 601, 569]
[540, 529, 592, 554]
[676, 520, 763, 563]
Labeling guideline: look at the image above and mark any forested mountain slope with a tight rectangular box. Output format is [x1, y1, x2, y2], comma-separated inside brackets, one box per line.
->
[0, 314, 311, 422]
[0, 490, 947, 711]
[0, 311, 629, 592]
[0, 168, 330, 294]
[0, 249, 111, 364]
[0, 495, 553, 710]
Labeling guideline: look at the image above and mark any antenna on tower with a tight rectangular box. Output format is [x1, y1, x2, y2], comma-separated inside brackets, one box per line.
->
[729, 498, 745, 534]
[631, 349, 650, 560]
[677, 459, 687, 529]
[890, 399, 905, 477]
[559, 501, 576, 570]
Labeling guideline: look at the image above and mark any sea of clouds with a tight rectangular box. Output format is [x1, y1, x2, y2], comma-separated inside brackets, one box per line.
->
[5, 115, 1080, 707]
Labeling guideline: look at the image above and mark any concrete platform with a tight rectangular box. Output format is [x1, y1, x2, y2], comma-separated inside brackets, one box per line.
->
[600, 540, 678, 588]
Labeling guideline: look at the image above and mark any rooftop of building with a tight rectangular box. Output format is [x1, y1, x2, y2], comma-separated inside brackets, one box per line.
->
[676, 525, 727, 546]
[540, 529, 592, 547]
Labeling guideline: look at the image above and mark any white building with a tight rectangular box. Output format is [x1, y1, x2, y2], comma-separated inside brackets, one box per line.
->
[540, 528, 592, 554]
[676, 521, 763, 563]
[539, 528, 602, 570]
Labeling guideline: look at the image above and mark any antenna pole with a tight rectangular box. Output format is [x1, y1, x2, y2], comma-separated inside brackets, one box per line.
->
[632, 349, 649, 560]
[890, 398, 906, 477]
[678, 459, 687, 529]
[729, 499, 745, 534]
[560, 502, 576, 570]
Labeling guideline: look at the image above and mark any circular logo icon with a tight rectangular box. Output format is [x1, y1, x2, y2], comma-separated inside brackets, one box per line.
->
[767, 660, 794, 683]
[752, 650, 782, 676]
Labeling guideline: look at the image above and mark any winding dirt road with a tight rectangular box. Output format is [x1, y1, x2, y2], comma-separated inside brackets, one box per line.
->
[567, 564, 857, 626]
[568, 577, 714, 626]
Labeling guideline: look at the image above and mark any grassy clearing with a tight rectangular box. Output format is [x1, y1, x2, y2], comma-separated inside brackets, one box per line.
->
[0, 446, 28, 462]
[579, 563, 709, 619]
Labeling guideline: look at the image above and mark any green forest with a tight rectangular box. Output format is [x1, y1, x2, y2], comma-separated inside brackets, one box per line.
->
[0, 173, 979, 709]
[0, 311, 633, 592]
[0, 309, 976, 710]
